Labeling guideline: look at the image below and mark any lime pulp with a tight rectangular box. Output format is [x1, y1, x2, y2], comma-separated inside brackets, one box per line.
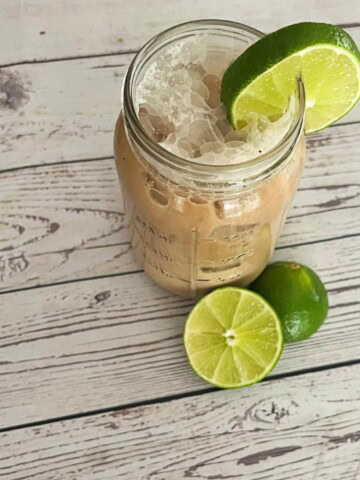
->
[184, 287, 283, 388]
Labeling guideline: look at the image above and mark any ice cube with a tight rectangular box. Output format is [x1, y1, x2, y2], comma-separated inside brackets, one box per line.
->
[203, 54, 228, 75]
[226, 141, 246, 149]
[190, 92, 210, 111]
[136, 35, 296, 167]
[202, 74, 221, 108]
[187, 119, 218, 147]
[177, 139, 201, 159]
[200, 141, 224, 155]
[191, 80, 210, 101]
[139, 104, 174, 143]
[216, 118, 232, 138]
[187, 63, 206, 81]
[168, 70, 191, 88]
[181, 39, 207, 64]
[225, 129, 246, 143]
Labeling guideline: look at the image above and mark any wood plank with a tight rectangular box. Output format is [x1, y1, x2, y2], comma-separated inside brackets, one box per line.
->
[0, 160, 132, 291]
[0, 234, 359, 428]
[0, 55, 130, 169]
[1, 34, 359, 170]
[1, 123, 359, 292]
[1, 364, 360, 479]
[0, 0, 359, 64]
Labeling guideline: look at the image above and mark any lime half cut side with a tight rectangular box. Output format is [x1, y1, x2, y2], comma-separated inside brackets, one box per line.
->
[184, 287, 283, 389]
[221, 22, 360, 134]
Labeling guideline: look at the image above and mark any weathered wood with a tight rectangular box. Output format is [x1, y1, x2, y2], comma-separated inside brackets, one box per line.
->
[0, 234, 359, 428]
[0, 2, 360, 469]
[1, 363, 360, 479]
[0, 56, 130, 169]
[0, 33, 359, 170]
[0, 160, 132, 291]
[0, 0, 359, 64]
[1, 123, 359, 292]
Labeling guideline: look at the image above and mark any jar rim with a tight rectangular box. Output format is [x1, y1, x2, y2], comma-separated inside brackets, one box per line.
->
[122, 19, 305, 186]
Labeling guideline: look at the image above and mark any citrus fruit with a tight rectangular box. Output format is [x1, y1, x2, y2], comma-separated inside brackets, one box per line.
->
[221, 22, 360, 134]
[184, 287, 283, 388]
[250, 261, 328, 343]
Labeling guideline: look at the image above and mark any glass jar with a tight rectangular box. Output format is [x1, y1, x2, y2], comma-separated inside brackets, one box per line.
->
[114, 20, 306, 298]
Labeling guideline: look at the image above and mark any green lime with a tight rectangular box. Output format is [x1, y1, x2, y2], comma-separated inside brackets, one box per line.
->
[221, 22, 360, 134]
[250, 262, 328, 343]
[183, 287, 283, 388]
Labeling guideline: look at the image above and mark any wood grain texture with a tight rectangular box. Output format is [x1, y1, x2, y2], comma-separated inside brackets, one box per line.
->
[1, 364, 360, 479]
[0, 234, 359, 428]
[0, 160, 131, 291]
[0, 0, 359, 64]
[0, 32, 359, 170]
[0, 56, 130, 169]
[0, 2, 360, 467]
[1, 123, 359, 292]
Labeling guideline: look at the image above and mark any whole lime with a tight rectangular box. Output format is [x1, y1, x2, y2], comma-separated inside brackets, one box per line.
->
[250, 262, 328, 343]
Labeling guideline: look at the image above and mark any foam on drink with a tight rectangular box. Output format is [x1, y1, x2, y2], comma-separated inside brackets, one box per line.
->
[135, 34, 295, 165]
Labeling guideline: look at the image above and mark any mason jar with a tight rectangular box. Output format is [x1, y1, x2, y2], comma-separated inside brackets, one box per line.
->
[114, 20, 306, 298]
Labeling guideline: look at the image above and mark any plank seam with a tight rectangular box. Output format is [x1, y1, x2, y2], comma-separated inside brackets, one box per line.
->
[0, 156, 114, 176]
[0, 233, 359, 296]
[0, 49, 138, 69]
[0, 22, 358, 68]
[0, 357, 359, 434]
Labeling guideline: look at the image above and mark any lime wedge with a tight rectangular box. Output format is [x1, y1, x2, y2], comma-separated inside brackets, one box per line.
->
[221, 22, 360, 134]
[184, 287, 283, 388]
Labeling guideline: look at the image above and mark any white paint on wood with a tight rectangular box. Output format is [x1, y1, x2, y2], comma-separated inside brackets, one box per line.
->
[0, 160, 131, 290]
[1, 123, 359, 292]
[0, 235, 359, 427]
[0, 5, 360, 475]
[1, 364, 360, 479]
[0, 56, 130, 169]
[0, 0, 359, 64]
[0, 33, 359, 170]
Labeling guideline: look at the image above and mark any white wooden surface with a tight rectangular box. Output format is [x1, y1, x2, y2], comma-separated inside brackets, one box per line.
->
[0, 0, 359, 64]
[1, 0, 360, 478]
[0, 123, 359, 292]
[0, 235, 359, 428]
[1, 364, 360, 479]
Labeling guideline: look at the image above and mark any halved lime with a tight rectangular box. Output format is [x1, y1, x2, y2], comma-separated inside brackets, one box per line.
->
[221, 22, 360, 134]
[184, 287, 283, 388]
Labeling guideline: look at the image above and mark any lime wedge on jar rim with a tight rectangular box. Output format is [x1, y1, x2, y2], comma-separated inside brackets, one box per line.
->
[221, 22, 360, 134]
[184, 287, 283, 389]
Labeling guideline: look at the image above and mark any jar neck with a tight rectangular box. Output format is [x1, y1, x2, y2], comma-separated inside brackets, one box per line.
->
[122, 20, 305, 194]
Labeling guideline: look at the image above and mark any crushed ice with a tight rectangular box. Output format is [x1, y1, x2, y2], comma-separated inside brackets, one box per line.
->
[135, 35, 295, 165]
